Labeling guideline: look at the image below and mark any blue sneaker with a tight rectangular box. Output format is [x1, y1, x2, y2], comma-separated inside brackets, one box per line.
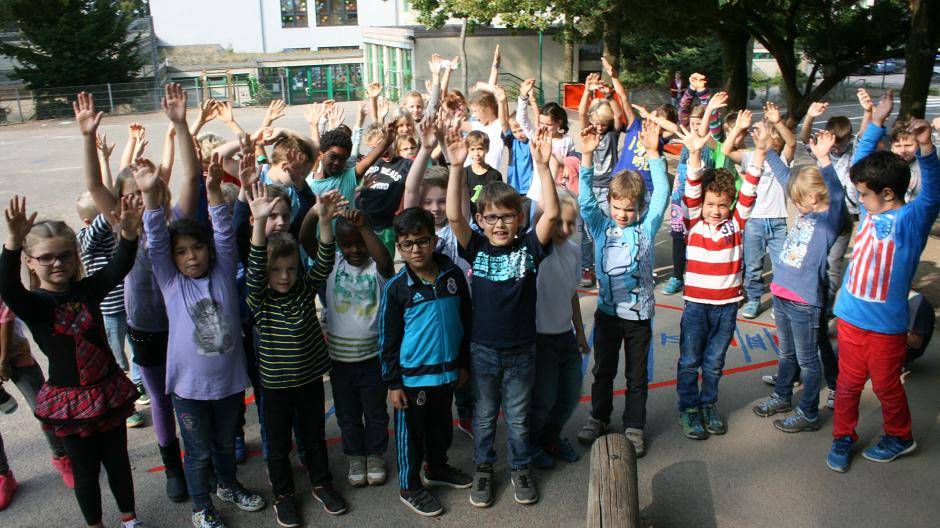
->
[827, 436, 854, 473]
[862, 435, 917, 463]
[530, 449, 556, 470]
[544, 438, 580, 463]
[234, 436, 246, 465]
[741, 300, 761, 319]
[662, 277, 683, 296]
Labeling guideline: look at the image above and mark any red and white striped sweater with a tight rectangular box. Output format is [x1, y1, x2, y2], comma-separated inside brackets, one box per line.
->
[682, 164, 761, 304]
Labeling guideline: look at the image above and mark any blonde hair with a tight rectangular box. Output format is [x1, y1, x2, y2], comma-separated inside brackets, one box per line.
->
[422, 167, 448, 196]
[364, 125, 385, 147]
[589, 100, 614, 126]
[24, 220, 82, 289]
[788, 166, 829, 207]
[609, 170, 647, 210]
[556, 186, 579, 213]
[75, 191, 98, 222]
[197, 133, 225, 162]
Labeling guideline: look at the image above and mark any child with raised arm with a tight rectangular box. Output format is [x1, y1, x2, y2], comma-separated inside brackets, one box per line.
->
[446, 122, 559, 508]
[0, 195, 145, 528]
[356, 125, 411, 256]
[138, 156, 265, 528]
[497, 81, 535, 195]
[465, 131, 504, 218]
[751, 128, 845, 433]
[677, 124, 761, 441]
[380, 207, 473, 517]
[574, 121, 669, 457]
[825, 94, 940, 472]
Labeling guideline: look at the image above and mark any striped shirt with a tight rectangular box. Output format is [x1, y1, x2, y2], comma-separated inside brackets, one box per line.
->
[246, 240, 335, 389]
[682, 164, 760, 304]
[77, 214, 126, 316]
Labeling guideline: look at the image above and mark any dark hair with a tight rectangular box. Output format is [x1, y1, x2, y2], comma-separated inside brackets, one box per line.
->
[335, 124, 352, 137]
[266, 231, 299, 271]
[477, 181, 522, 215]
[654, 104, 679, 124]
[825, 115, 853, 142]
[700, 168, 738, 200]
[334, 216, 362, 242]
[394, 207, 435, 239]
[888, 120, 913, 143]
[849, 150, 910, 199]
[320, 128, 353, 155]
[540, 102, 569, 133]
[168, 218, 215, 265]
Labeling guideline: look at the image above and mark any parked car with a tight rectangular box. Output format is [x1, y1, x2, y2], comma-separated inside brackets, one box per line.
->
[872, 59, 898, 74]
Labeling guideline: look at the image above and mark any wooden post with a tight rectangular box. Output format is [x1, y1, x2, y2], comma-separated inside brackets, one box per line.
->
[587, 433, 639, 528]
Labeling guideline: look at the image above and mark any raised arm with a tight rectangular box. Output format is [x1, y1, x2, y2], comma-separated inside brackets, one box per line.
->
[343, 209, 394, 278]
[487, 45, 500, 87]
[856, 88, 874, 137]
[578, 125, 605, 231]
[905, 119, 940, 227]
[640, 120, 670, 234]
[366, 83, 382, 124]
[260, 99, 286, 130]
[531, 128, 560, 245]
[96, 132, 116, 192]
[721, 109, 750, 164]
[402, 122, 437, 208]
[356, 124, 395, 179]
[162, 83, 202, 220]
[701, 91, 727, 140]
[853, 90, 892, 165]
[603, 57, 634, 127]
[764, 102, 796, 161]
[799, 102, 827, 145]
[1, 197, 40, 321]
[494, 84, 510, 134]
[632, 103, 678, 134]
[515, 79, 537, 139]
[578, 73, 600, 129]
[444, 123, 472, 248]
[159, 124, 176, 184]
[74, 92, 118, 215]
[120, 123, 143, 171]
[189, 99, 217, 137]
[808, 129, 846, 215]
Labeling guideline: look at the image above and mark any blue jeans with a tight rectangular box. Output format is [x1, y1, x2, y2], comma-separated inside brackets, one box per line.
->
[530, 331, 583, 450]
[103, 312, 140, 384]
[471, 342, 535, 468]
[772, 296, 823, 419]
[173, 392, 243, 510]
[743, 217, 787, 302]
[676, 302, 737, 410]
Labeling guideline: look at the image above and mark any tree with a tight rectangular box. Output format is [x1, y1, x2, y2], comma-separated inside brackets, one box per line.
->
[899, 0, 940, 119]
[0, 0, 143, 89]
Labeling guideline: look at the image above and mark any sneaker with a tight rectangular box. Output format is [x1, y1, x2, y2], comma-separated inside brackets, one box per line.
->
[311, 485, 347, 515]
[469, 464, 493, 508]
[741, 300, 761, 319]
[347, 455, 367, 487]
[679, 408, 708, 440]
[753, 393, 792, 418]
[0, 470, 18, 511]
[121, 517, 147, 528]
[135, 383, 150, 406]
[125, 411, 144, 428]
[0, 390, 17, 415]
[543, 438, 580, 463]
[366, 455, 386, 485]
[399, 487, 443, 517]
[662, 277, 683, 296]
[624, 428, 646, 458]
[761, 374, 802, 387]
[773, 408, 820, 433]
[422, 463, 472, 489]
[234, 436, 247, 465]
[50, 455, 75, 489]
[701, 404, 726, 435]
[826, 389, 836, 410]
[191, 508, 225, 528]
[579, 268, 596, 288]
[457, 418, 474, 439]
[862, 435, 917, 463]
[530, 449, 556, 470]
[577, 417, 606, 445]
[217, 484, 266, 512]
[273, 494, 301, 528]
[827, 436, 854, 473]
[510, 466, 538, 505]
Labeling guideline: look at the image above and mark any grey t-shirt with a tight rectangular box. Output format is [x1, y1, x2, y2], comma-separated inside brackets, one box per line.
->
[592, 129, 621, 187]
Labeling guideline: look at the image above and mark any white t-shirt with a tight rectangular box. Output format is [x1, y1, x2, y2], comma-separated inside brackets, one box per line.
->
[466, 119, 505, 170]
[535, 239, 581, 334]
[325, 255, 387, 363]
[742, 150, 790, 219]
[436, 224, 472, 279]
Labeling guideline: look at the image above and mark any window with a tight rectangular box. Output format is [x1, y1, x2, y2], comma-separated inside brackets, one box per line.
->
[281, 0, 308, 28]
[316, 0, 357, 26]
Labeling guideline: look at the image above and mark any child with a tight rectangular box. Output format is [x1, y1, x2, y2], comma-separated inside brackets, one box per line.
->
[402, 90, 427, 123]
[575, 121, 669, 457]
[677, 124, 760, 440]
[325, 209, 394, 489]
[356, 125, 410, 257]
[825, 96, 939, 472]
[446, 122, 560, 507]
[463, 90, 504, 169]
[497, 82, 535, 194]
[380, 207, 473, 517]
[465, 131, 503, 218]
[751, 128, 845, 432]
[306, 128, 388, 205]
[257, 131, 318, 215]
[246, 184, 348, 526]
[137, 156, 265, 528]
[529, 187, 591, 468]
[722, 103, 797, 319]
[0, 195, 146, 528]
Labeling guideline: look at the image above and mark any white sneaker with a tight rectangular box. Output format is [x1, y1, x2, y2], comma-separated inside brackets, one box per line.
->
[121, 518, 147, 528]
[624, 428, 646, 458]
[366, 455, 386, 485]
[347, 456, 366, 487]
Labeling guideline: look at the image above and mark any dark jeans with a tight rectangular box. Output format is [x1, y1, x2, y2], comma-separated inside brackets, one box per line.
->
[394, 384, 454, 490]
[676, 301, 737, 410]
[530, 331, 583, 448]
[672, 235, 686, 279]
[263, 378, 332, 496]
[61, 426, 135, 525]
[590, 312, 652, 429]
[471, 342, 535, 468]
[10, 363, 66, 457]
[454, 382, 474, 421]
[237, 323, 264, 444]
[330, 357, 389, 456]
[772, 296, 824, 419]
[173, 392, 242, 510]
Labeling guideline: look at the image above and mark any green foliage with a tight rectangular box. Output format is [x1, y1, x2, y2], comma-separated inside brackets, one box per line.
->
[0, 0, 143, 89]
[619, 33, 723, 88]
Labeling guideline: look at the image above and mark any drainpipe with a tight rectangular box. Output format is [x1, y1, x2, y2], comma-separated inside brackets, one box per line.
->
[257, 0, 267, 53]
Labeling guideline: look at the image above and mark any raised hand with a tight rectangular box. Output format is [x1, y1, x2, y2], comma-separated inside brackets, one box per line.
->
[198, 99, 218, 124]
[519, 78, 536, 99]
[443, 121, 468, 166]
[114, 194, 144, 237]
[807, 101, 828, 118]
[580, 124, 600, 153]
[705, 91, 728, 113]
[872, 89, 893, 126]
[601, 56, 617, 78]
[378, 98, 391, 121]
[750, 121, 770, 151]
[418, 119, 439, 149]
[4, 195, 37, 245]
[284, 148, 308, 187]
[908, 118, 932, 146]
[129, 122, 145, 141]
[734, 109, 752, 132]
[809, 129, 835, 160]
[340, 208, 368, 228]
[216, 101, 236, 123]
[263, 99, 286, 127]
[630, 103, 651, 119]
[73, 92, 104, 136]
[856, 88, 874, 113]
[639, 119, 662, 152]
[763, 101, 781, 124]
[327, 104, 346, 129]
[597, 81, 612, 97]
[161, 83, 188, 124]
[585, 72, 601, 91]
[132, 138, 149, 160]
[304, 102, 324, 125]
[313, 189, 345, 220]
[96, 133, 115, 158]
[206, 152, 223, 194]
[429, 53, 442, 75]
[252, 127, 275, 146]
[676, 125, 709, 153]
[366, 82, 383, 99]
[530, 127, 552, 165]
[130, 158, 160, 192]
[238, 152, 258, 188]
[689, 72, 707, 91]
[247, 181, 282, 219]
[492, 84, 507, 103]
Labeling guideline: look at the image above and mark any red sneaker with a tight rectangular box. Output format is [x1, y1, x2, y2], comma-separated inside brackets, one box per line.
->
[51, 455, 75, 489]
[579, 269, 596, 288]
[457, 419, 474, 439]
[0, 470, 18, 511]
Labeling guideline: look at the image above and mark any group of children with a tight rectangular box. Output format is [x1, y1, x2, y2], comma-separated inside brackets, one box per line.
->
[0, 46, 937, 528]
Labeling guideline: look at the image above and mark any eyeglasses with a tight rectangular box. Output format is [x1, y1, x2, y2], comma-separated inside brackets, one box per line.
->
[27, 250, 78, 266]
[397, 236, 433, 252]
[480, 213, 517, 226]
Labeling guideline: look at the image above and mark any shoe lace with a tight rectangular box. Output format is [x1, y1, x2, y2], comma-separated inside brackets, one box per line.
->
[515, 472, 531, 488]
[475, 474, 490, 491]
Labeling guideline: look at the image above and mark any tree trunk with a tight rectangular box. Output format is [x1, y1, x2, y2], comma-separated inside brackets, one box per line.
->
[460, 17, 469, 95]
[564, 38, 575, 82]
[899, 0, 940, 119]
[717, 26, 750, 110]
[602, 17, 622, 73]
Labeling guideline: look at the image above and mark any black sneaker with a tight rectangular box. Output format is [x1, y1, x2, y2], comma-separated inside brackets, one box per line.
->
[399, 487, 443, 517]
[311, 485, 348, 515]
[273, 495, 302, 528]
[422, 464, 472, 489]
[469, 464, 494, 508]
[510, 465, 538, 505]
